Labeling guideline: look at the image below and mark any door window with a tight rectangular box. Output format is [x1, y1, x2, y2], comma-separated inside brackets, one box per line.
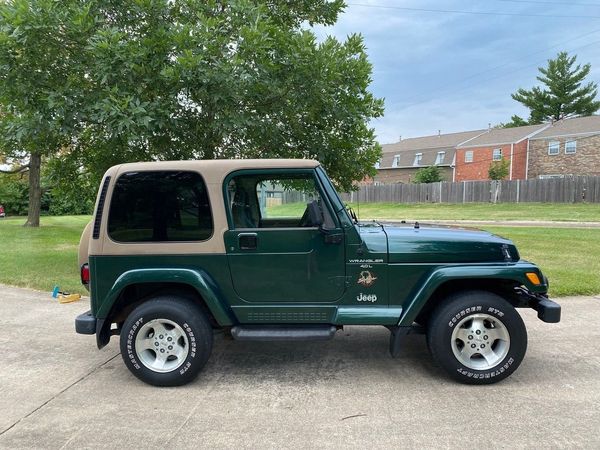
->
[226, 173, 326, 229]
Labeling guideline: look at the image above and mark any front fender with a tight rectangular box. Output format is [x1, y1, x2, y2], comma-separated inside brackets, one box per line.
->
[97, 268, 235, 326]
[398, 262, 547, 326]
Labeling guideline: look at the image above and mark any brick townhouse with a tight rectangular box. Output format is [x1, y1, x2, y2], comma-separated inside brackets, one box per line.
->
[374, 129, 485, 184]
[454, 124, 548, 182]
[527, 115, 600, 179]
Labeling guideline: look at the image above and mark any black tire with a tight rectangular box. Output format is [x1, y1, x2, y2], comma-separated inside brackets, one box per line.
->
[427, 290, 527, 385]
[120, 296, 213, 387]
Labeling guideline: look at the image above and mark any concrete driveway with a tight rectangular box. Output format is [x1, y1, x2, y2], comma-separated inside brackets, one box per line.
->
[1, 285, 599, 449]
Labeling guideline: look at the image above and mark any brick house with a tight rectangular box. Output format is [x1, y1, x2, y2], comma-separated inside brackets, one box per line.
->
[454, 124, 548, 182]
[527, 116, 600, 179]
[374, 130, 485, 184]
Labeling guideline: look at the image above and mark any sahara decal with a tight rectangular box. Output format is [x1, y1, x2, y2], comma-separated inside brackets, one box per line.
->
[357, 270, 378, 287]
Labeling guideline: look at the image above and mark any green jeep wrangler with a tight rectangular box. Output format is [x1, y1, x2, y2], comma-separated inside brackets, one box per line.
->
[75, 159, 560, 386]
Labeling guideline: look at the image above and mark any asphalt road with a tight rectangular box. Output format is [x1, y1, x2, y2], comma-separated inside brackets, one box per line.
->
[1, 285, 599, 449]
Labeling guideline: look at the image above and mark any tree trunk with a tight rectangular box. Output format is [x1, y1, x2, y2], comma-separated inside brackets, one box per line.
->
[24, 152, 41, 227]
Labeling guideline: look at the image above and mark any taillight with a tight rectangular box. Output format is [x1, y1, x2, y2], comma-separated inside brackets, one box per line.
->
[80, 263, 90, 285]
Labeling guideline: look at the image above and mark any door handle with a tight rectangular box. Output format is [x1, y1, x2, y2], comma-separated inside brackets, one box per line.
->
[238, 233, 258, 250]
[323, 233, 343, 244]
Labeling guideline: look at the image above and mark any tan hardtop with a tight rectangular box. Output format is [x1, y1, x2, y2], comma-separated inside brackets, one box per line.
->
[86, 158, 321, 258]
[112, 158, 320, 183]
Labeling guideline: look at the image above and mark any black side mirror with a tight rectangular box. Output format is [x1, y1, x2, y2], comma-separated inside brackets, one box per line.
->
[307, 200, 324, 227]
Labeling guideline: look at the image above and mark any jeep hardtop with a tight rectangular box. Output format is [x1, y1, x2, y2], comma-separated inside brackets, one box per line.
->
[76, 159, 561, 386]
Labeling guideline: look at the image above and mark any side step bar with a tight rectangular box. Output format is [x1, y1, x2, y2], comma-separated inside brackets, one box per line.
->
[231, 325, 338, 341]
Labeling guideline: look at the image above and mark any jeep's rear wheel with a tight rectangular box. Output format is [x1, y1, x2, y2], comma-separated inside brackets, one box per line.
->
[427, 291, 527, 385]
[120, 296, 213, 386]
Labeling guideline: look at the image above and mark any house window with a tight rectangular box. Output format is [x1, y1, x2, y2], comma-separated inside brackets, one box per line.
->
[464, 151, 473, 163]
[565, 140, 577, 154]
[392, 155, 400, 168]
[435, 151, 445, 165]
[413, 153, 423, 166]
[374, 159, 381, 169]
[548, 141, 560, 155]
[492, 148, 502, 161]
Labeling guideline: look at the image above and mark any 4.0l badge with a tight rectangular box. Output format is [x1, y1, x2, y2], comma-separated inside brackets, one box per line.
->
[357, 270, 377, 287]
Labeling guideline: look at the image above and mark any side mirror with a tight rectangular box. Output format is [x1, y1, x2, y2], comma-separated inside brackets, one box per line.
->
[307, 200, 324, 227]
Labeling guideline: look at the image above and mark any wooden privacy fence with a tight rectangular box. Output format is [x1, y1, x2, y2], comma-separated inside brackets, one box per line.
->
[338, 176, 600, 204]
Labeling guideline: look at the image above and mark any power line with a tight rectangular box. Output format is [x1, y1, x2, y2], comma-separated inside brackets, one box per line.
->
[396, 37, 600, 110]
[346, 3, 600, 19]
[497, 0, 600, 6]
[396, 27, 600, 106]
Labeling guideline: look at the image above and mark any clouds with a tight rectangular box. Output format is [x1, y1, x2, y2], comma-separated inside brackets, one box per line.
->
[313, 0, 600, 143]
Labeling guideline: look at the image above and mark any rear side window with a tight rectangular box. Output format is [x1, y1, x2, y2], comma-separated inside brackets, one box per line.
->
[108, 171, 212, 242]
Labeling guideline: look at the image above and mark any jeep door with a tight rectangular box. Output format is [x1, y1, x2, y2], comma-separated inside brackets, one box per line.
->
[223, 169, 345, 303]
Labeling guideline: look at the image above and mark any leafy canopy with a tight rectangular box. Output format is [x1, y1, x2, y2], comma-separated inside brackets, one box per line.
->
[512, 52, 600, 124]
[413, 165, 443, 184]
[488, 158, 510, 181]
[0, 0, 383, 199]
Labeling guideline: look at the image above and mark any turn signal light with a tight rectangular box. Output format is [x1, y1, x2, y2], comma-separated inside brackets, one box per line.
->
[80, 263, 90, 285]
[525, 272, 541, 285]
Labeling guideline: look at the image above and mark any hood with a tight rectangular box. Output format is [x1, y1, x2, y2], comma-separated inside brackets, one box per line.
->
[380, 222, 520, 264]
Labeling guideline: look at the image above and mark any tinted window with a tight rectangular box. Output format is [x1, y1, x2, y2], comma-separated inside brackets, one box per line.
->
[108, 171, 212, 242]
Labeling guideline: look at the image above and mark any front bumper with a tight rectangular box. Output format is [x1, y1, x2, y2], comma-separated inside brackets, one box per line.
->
[75, 310, 96, 334]
[531, 296, 561, 323]
[516, 287, 561, 323]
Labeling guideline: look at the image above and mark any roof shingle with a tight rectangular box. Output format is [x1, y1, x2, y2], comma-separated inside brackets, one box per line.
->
[457, 124, 548, 148]
[529, 115, 600, 139]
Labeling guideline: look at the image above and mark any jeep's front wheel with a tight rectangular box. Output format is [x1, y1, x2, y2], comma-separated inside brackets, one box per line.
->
[427, 291, 527, 384]
[120, 297, 213, 386]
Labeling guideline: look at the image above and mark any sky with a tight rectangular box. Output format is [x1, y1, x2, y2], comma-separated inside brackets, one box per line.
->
[312, 0, 600, 144]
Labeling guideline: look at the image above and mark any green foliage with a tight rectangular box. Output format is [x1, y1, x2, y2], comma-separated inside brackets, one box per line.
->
[0, 0, 383, 211]
[488, 158, 510, 181]
[512, 52, 600, 123]
[413, 166, 443, 184]
[499, 115, 530, 128]
[0, 173, 29, 215]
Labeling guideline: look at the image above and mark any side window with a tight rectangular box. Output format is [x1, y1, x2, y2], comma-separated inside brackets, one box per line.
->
[108, 171, 212, 242]
[227, 173, 325, 229]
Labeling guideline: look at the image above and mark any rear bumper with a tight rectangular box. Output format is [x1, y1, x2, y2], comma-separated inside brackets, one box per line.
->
[75, 310, 96, 334]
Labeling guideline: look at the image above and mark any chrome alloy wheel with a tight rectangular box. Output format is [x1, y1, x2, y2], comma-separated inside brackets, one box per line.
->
[451, 313, 510, 370]
[135, 319, 189, 373]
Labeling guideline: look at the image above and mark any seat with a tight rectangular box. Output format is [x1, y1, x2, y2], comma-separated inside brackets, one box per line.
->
[231, 188, 256, 228]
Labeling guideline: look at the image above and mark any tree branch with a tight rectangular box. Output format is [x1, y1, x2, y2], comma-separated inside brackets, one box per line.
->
[0, 164, 29, 174]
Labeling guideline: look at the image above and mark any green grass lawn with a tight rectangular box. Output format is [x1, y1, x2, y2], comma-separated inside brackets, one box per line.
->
[482, 227, 600, 297]
[0, 216, 91, 296]
[269, 202, 600, 222]
[0, 212, 598, 297]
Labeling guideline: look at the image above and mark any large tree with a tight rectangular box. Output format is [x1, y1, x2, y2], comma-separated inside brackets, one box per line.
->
[0, 0, 383, 226]
[0, 0, 94, 226]
[511, 51, 600, 124]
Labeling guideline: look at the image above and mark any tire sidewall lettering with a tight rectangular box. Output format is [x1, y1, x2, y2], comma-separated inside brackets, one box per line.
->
[126, 317, 144, 370]
[127, 316, 197, 376]
[446, 304, 512, 378]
